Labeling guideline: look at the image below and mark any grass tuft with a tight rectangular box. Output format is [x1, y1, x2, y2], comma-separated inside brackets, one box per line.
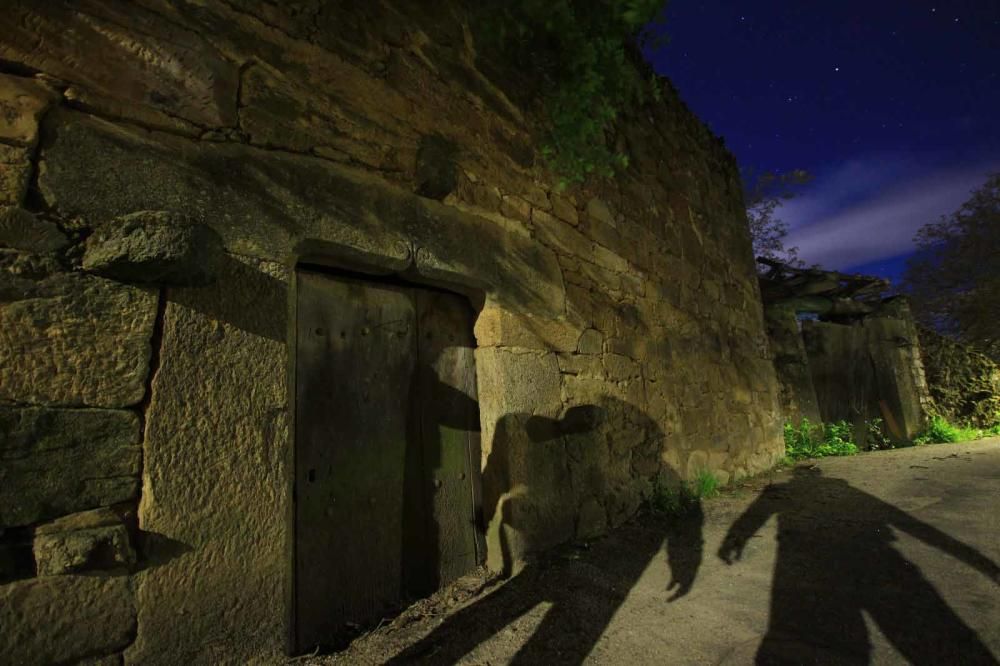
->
[648, 468, 720, 515]
[692, 468, 720, 499]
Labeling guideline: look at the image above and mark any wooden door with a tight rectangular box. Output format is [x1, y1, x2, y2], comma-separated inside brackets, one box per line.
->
[294, 270, 481, 653]
[412, 289, 483, 593]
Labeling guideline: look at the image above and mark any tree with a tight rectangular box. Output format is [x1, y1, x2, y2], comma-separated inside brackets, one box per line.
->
[743, 168, 812, 267]
[902, 173, 1000, 361]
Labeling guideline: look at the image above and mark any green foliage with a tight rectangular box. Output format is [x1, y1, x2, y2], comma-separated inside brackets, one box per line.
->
[692, 468, 720, 499]
[988, 411, 1000, 435]
[648, 468, 719, 515]
[783, 419, 859, 461]
[475, 0, 668, 188]
[913, 415, 991, 445]
[743, 168, 813, 267]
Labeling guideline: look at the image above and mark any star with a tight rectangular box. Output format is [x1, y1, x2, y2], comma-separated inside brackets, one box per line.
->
[834, 67, 840, 72]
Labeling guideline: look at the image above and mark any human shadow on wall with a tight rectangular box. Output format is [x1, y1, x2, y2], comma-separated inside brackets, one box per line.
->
[401, 304, 483, 603]
[388, 398, 704, 665]
[719, 466, 1000, 664]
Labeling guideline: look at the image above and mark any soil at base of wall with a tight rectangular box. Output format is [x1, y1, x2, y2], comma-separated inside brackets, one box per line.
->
[299, 514, 684, 665]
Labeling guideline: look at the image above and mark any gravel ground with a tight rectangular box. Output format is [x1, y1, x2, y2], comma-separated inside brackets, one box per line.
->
[299, 438, 1000, 665]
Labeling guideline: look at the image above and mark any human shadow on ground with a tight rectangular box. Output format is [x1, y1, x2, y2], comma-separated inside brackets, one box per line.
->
[388, 399, 704, 664]
[719, 466, 1000, 665]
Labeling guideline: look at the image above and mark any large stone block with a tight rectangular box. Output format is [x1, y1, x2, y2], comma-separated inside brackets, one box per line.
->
[0, 73, 58, 147]
[127, 255, 289, 664]
[83, 211, 225, 286]
[550, 193, 579, 226]
[474, 303, 581, 352]
[38, 109, 565, 317]
[476, 348, 563, 428]
[577, 328, 604, 354]
[34, 507, 135, 576]
[0, 250, 158, 407]
[0, 574, 135, 665]
[0, 406, 141, 528]
[0, 2, 238, 128]
[864, 316, 928, 440]
[239, 65, 417, 174]
[532, 207, 594, 259]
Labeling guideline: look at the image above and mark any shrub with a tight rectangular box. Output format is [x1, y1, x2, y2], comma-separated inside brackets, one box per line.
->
[914, 415, 987, 445]
[474, 0, 669, 188]
[783, 419, 859, 461]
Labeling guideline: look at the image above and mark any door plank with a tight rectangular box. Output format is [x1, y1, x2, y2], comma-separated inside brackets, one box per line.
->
[295, 271, 416, 652]
[414, 289, 483, 591]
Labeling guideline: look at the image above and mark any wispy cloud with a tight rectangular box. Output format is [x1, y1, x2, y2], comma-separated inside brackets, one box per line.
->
[780, 155, 999, 271]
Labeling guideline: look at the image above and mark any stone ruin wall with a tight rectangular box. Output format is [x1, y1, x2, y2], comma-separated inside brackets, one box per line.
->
[763, 294, 931, 446]
[762, 305, 823, 426]
[0, 2, 783, 663]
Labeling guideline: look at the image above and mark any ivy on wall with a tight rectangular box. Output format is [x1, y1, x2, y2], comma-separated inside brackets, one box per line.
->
[474, 0, 669, 189]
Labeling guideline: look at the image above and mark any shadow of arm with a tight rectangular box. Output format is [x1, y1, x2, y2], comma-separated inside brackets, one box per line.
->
[890, 506, 1000, 583]
[718, 489, 778, 564]
[666, 501, 705, 601]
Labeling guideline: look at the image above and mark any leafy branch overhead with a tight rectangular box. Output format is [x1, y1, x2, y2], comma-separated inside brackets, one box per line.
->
[743, 168, 812, 267]
[902, 173, 1000, 361]
[475, 0, 669, 188]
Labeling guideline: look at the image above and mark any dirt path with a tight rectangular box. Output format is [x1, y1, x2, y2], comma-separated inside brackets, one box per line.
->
[305, 438, 1000, 665]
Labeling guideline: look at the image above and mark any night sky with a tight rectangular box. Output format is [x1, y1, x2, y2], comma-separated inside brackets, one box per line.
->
[645, 1, 1000, 286]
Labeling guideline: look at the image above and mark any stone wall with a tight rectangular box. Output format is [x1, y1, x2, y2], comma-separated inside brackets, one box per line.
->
[918, 327, 1000, 428]
[0, 2, 783, 662]
[762, 305, 822, 426]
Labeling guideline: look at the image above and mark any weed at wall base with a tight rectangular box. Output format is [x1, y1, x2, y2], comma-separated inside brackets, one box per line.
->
[783, 418, 859, 461]
[692, 468, 720, 499]
[648, 468, 720, 516]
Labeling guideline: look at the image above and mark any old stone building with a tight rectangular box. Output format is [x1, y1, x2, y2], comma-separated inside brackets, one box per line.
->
[759, 260, 931, 446]
[0, 2, 783, 663]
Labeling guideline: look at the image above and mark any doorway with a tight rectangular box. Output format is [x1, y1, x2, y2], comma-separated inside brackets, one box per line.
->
[293, 267, 483, 653]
